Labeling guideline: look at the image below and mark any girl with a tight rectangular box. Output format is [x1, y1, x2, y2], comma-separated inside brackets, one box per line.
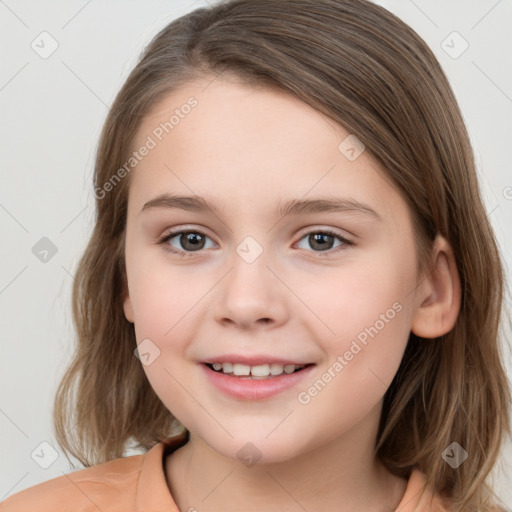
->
[1, 0, 510, 510]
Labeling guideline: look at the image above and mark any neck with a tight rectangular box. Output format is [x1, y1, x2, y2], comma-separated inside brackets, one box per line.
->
[165, 405, 407, 512]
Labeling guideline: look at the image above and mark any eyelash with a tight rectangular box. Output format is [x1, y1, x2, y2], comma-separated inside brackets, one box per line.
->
[158, 228, 354, 258]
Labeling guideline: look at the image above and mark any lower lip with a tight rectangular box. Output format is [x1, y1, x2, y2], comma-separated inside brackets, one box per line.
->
[201, 364, 316, 400]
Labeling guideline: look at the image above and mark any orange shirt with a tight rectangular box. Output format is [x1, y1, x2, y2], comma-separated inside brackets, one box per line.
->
[0, 437, 449, 511]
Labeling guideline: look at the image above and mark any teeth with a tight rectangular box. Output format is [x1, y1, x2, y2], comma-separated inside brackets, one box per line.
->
[222, 362, 233, 373]
[233, 363, 250, 376]
[251, 364, 270, 377]
[270, 363, 284, 375]
[209, 362, 306, 377]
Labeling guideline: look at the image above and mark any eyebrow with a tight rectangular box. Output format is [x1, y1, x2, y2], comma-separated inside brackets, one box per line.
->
[139, 193, 382, 220]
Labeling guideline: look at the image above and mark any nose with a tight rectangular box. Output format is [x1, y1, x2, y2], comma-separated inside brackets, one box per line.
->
[213, 247, 289, 330]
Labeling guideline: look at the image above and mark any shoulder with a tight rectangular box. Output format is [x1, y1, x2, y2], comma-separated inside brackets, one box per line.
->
[0, 451, 145, 512]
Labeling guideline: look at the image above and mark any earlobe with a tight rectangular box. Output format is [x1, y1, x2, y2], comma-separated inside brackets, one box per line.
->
[411, 235, 461, 339]
[122, 276, 134, 324]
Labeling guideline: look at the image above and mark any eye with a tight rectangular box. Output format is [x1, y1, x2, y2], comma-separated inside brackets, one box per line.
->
[158, 229, 216, 256]
[295, 229, 353, 256]
[158, 228, 354, 257]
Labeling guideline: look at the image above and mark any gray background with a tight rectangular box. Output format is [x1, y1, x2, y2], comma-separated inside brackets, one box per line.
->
[0, 0, 511, 508]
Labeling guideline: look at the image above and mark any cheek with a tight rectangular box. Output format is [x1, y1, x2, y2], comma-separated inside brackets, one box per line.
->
[127, 249, 209, 340]
[127, 250, 212, 393]
[127, 261, 204, 421]
[296, 266, 413, 440]
[312, 247, 415, 379]
[306, 248, 413, 334]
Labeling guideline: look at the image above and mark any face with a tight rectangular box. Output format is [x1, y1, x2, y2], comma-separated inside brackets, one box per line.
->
[123, 76, 423, 463]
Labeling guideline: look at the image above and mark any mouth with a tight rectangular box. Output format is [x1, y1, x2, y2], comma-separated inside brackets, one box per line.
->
[203, 362, 315, 380]
[201, 359, 317, 400]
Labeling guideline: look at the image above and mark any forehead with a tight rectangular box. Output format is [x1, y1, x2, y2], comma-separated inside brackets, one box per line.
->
[128, 78, 406, 225]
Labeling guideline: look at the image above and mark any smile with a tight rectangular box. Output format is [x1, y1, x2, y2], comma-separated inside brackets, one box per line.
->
[205, 362, 311, 379]
[201, 362, 316, 400]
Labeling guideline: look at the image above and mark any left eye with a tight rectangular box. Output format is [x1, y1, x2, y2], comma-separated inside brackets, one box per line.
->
[158, 229, 353, 256]
[295, 231, 352, 253]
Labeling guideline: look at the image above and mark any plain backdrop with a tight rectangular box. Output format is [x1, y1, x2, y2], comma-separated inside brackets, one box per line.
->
[0, 0, 511, 508]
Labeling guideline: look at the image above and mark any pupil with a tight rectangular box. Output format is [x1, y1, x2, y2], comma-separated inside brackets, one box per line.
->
[182, 232, 204, 251]
[310, 233, 332, 251]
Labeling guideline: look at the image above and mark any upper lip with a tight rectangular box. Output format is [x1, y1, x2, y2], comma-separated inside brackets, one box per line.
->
[202, 354, 314, 366]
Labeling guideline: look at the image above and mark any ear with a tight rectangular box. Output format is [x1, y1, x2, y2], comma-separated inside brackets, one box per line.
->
[122, 273, 134, 324]
[411, 234, 461, 338]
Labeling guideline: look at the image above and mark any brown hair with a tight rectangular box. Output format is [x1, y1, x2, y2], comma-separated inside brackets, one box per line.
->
[53, 0, 511, 510]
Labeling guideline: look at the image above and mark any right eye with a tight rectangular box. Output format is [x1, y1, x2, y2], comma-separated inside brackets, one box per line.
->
[158, 229, 217, 256]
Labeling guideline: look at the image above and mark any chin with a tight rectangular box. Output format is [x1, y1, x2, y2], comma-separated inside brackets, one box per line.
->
[201, 429, 308, 466]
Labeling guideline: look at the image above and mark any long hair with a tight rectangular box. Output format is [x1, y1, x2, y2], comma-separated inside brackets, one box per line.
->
[53, 1, 511, 510]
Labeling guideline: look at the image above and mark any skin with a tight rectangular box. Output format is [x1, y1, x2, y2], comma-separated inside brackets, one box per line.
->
[122, 75, 461, 512]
